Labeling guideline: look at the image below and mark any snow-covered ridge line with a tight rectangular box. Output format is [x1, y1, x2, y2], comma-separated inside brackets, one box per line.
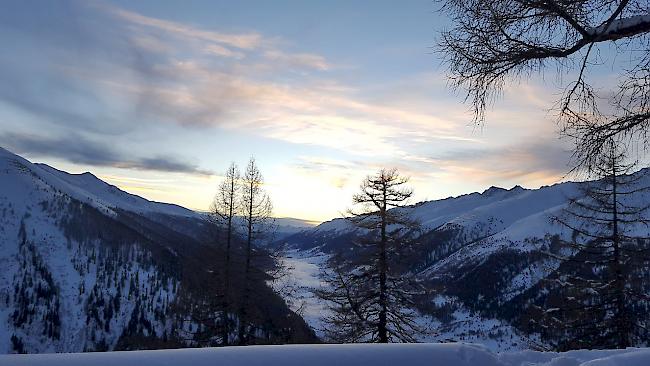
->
[293, 167, 650, 246]
[2, 343, 649, 366]
[0, 147, 198, 218]
[1, 147, 321, 229]
[36, 163, 197, 217]
[293, 178, 576, 240]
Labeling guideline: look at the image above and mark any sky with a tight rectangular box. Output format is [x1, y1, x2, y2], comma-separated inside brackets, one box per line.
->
[0, 0, 582, 222]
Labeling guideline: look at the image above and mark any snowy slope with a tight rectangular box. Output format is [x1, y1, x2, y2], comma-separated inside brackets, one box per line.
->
[280, 251, 532, 352]
[271, 249, 331, 338]
[279, 168, 650, 350]
[282, 169, 650, 279]
[0, 148, 200, 219]
[34, 162, 198, 218]
[0, 147, 314, 353]
[0, 147, 189, 353]
[2, 343, 650, 366]
[287, 182, 579, 247]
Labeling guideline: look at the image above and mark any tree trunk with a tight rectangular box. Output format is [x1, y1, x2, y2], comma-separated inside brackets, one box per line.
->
[221, 180, 235, 347]
[610, 159, 629, 349]
[378, 183, 388, 343]
[238, 181, 254, 346]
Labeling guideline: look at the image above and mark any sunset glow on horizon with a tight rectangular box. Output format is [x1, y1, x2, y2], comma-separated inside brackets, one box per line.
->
[0, 0, 582, 222]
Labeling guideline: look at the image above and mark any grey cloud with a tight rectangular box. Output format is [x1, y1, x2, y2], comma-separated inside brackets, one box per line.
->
[0, 133, 212, 176]
[0, 0, 222, 134]
[0, 1, 157, 134]
[428, 138, 574, 176]
[0, 0, 336, 135]
[116, 157, 213, 176]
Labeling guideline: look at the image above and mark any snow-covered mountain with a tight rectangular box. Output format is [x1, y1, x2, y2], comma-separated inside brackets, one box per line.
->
[3, 145, 648, 353]
[0, 147, 314, 353]
[273, 218, 318, 240]
[278, 170, 650, 350]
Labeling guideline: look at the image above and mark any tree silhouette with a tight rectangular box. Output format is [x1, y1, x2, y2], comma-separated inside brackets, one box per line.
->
[316, 169, 427, 343]
[210, 162, 241, 346]
[535, 140, 650, 349]
[238, 157, 274, 345]
[439, 0, 650, 169]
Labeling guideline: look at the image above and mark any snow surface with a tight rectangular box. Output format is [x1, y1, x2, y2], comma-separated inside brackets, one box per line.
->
[271, 250, 331, 337]
[2, 344, 650, 366]
[34, 162, 198, 218]
[277, 252, 529, 351]
[280, 167, 650, 351]
[0, 147, 198, 219]
[0, 147, 179, 352]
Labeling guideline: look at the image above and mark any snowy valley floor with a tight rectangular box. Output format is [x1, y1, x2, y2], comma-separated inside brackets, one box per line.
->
[274, 250, 533, 351]
[2, 343, 650, 366]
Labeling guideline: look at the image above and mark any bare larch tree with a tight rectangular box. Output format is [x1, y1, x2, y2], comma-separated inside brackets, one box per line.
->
[438, 0, 650, 169]
[316, 168, 426, 343]
[535, 140, 650, 349]
[238, 157, 273, 345]
[210, 162, 240, 346]
[178, 163, 241, 346]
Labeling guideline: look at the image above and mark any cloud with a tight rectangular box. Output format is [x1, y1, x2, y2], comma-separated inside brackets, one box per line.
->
[0, 1, 338, 132]
[113, 157, 213, 175]
[102, 3, 263, 50]
[0, 0, 481, 163]
[0, 0, 571, 195]
[92, 60, 470, 158]
[204, 44, 246, 59]
[291, 156, 362, 188]
[263, 50, 330, 71]
[427, 138, 573, 186]
[0, 133, 212, 176]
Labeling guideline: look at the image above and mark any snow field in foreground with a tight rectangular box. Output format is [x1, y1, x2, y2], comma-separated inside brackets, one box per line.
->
[2, 343, 650, 366]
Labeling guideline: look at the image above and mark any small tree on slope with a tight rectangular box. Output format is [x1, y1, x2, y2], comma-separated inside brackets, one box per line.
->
[316, 168, 426, 343]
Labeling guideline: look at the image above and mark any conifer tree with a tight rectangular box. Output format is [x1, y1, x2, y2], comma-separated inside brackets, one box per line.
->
[316, 168, 426, 343]
[210, 162, 241, 346]
[238, 157, 273, 345]
[536, 140, 650, 350]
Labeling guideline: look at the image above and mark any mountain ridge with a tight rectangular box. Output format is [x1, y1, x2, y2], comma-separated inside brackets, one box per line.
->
[0, 147, 315, 353]
[278, 166, 650, 350]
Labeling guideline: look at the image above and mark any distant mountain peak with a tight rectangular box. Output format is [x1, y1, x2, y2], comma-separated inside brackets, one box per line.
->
[482, 185, 507, 196]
